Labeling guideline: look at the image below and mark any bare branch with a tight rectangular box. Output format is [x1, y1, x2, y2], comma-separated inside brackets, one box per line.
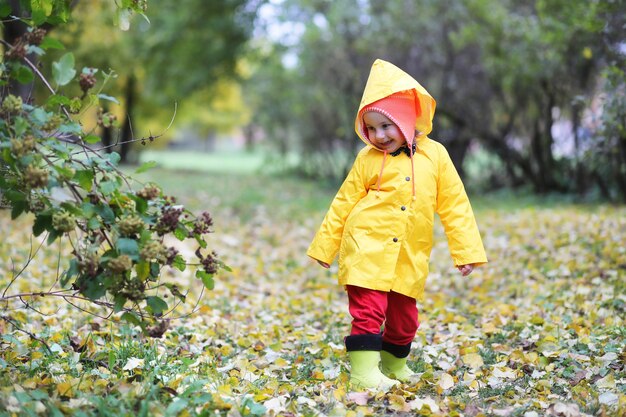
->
[1, 315, 52, 354]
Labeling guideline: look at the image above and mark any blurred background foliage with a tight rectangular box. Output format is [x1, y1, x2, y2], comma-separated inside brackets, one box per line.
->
[2, 0, 625, 200]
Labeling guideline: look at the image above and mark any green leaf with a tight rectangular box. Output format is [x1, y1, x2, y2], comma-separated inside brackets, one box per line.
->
[97, 94, 120, 104]
[121, 312, 143, 328]
[81, 202, 96, 217]
[11, 201, 27, 219]
[46, 94, 71, 108]
[87, 217, 101, 230]
[13, 64, 34, 85]
[195, 234, 208, 249]
[95, 204, 115, 223]
[60, 259, 79, 287]
[4, 190, 25, 203]
[217, 260, 232, 272]
[2, 148, 15, 165]
[82, 274, 106, 300]
[60, 202, 81, 215]
[0, 3, 11, 17]
[12, 116, 29, 136]
[73, 169, 94, 191]
[135, 161, 157, 174]
[174, 226, 187, 241]
[149, 262, 160, 279]
[116, 238, 139, 257]
[135, 261, 150, 281]
[130, 195, 148, 214]
[30, 108, 51, 125]
[52, 53, 76, 86]
[58, 121, 82, 134]
[83, 134, 101, 144]
[146, 296, 168, 315]
[165, 398, 189, 415]
[196, 270, 215, 290]
[53, 165, 74, 179]
[33, 214, 53, 236]
[100, 180, 119, 195]
[31, 8, 48, 26]
[172, 255, 186, 272]
[244, 399, 267, 417]
[47, 229, 61, 245]
[108, 152, 121, 166]
[114, 295, 127, 312]
[39, 37, 65, 50]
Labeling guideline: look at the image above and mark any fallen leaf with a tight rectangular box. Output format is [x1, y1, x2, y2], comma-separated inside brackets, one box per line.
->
[438, 372, 455, 390]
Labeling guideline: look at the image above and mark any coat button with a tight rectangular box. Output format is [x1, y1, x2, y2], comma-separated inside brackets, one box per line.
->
[401, 206, 406, 211]
[405, 176, 410, 181]
[393, 237, 398, 242]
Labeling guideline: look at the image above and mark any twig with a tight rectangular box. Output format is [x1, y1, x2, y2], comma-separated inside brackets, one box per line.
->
[2, 234, 46, 298]
[1, 315, 52, 354]
[167, 286, 206, 320]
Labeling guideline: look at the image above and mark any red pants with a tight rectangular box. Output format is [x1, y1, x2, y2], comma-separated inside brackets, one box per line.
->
[347, 285, 419, 346]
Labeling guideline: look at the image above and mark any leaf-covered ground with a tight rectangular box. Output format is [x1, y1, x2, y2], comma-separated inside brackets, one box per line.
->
[1, 170, 625, 416]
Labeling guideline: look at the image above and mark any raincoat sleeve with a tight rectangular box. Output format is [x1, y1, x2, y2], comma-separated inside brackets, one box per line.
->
[435, 144, 487, 267]
[307, 152, 368, 265]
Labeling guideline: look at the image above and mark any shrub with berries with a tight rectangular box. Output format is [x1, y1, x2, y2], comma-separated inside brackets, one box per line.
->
[0, 14, 226, 333]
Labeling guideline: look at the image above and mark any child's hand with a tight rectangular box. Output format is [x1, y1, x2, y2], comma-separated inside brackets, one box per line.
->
[457, 264, 474, 276]
[317, 260, 331, 269]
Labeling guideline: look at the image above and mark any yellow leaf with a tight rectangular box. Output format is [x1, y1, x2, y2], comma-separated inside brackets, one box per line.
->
[94, 379, 108, 390]
[310, 369, 324, 379]
[22, 379, 37, 389]
[596, 373, 616, 389]
[497, 303, 516, 316]
[168, 377, 183, 390]
[462, 353, 484, 370]
[482, 321, 498, 334]
[333, 386, 346, 401]
[57, 381, 73, 397]
[459, 345, 479, 355]
[274, 357, 288, 367]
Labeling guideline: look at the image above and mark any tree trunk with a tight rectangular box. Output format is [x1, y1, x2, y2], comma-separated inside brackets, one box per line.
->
[242, 123, 256, 152]
[571, 103, 584, 194]
[617, 134, 626, 202]
[2, 0, 31, 101]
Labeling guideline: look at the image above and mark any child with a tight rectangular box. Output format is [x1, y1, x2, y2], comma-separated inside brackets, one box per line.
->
[307, 59, 487, 391]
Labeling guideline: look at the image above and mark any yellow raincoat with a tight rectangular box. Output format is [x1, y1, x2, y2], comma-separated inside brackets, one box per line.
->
[307, 59, 487, 301]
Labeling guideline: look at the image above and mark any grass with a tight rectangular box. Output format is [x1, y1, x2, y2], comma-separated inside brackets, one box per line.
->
[127, 157, 337, 221]
[2, 150, 625, 416]
[132, 150, 609, 216]
[138, 149, 300, 175]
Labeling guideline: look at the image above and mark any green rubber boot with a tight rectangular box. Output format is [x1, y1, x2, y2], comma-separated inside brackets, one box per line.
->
[348, 350, 399, 391]
[380, 350, 417, 382]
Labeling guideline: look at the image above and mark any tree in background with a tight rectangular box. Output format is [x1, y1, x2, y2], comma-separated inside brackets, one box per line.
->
[14, 0, 262, 163]
[248, 0, 625, 200]
[0, 1, 230, 333]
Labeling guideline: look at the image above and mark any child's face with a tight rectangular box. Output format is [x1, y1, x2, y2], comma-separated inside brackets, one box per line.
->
[363, 111, 406, 153]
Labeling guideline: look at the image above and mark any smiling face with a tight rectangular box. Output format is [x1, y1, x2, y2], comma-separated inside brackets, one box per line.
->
[362, 111, 406, 153]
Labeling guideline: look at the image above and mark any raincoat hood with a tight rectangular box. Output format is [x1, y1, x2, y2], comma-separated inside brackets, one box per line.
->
[355, 59, 436, 148]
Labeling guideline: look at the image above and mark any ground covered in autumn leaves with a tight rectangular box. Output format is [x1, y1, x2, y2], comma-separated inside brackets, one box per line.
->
[1, 169, 625, 416]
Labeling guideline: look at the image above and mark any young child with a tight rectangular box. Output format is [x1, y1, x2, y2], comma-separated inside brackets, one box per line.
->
[307, 59, 487, 391]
